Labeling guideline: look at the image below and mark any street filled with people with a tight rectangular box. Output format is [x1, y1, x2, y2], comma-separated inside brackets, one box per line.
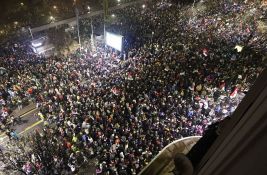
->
[0, 0, 266, 174]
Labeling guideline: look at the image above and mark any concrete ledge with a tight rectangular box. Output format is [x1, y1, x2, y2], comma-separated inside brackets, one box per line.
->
[139, 136, 201, 175]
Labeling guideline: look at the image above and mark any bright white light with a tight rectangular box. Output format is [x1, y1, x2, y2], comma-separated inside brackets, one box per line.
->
[14, 21, 18, 25]
[53, 5, 57, 9]
[20, 2, 24, 6]
[117, 0, 121, 2]
[235, 45, 243, 52]
[105, 32, 123, 51]
[142, 4, 146, 9]
[32, 42, 42, 47]
[49, 16, 55, 23]
[111, 14, 115, 18]
[87, 6, 91, 10]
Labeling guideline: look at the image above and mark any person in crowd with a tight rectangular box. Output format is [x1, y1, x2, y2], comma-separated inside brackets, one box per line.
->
[0, 0, 266, 174]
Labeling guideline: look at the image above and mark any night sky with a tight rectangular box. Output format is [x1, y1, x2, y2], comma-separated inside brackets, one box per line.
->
[0, 1, 9, 22]
[0, 0, 103, 25]
[0, 0, 24, 25]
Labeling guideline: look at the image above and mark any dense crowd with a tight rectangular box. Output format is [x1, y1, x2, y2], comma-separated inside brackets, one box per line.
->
[0, 0, 266, 174]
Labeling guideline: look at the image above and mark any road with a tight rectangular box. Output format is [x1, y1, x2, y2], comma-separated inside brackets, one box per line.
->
[0, 107, 43, 174]
[0, 108, 43, 145]
[0, 107, 98, 175]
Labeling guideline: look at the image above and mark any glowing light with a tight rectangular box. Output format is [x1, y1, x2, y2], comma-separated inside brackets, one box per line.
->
[49, 16, 55, 23]
[32, 42, 42, 47]
[235, 45, 243, 52]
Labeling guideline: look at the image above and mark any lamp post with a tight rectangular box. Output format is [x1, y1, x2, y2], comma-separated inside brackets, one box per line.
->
[74, 1, 81, 51]
[88, 6, 95, 52]
[88, 6, 93, 36]
[103, 0, 109, 39]
[103, 0, 109, 58]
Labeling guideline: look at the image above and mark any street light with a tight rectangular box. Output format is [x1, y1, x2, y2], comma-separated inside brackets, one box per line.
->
[117, 0, 121, 6]
[88, 6, 95, 52]
[53, 5, 57, 9]
[74, 6, 81, 51]
[142, 4, 146, 9]
[111, 14, 115, 18]
[49, 16, 55, 23]
[20, 2, 24, 6]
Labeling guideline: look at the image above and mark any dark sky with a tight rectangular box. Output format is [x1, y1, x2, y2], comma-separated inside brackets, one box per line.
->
[0, 0, 18, 12]
[0, 0, 120, 26]
[0, 1, 8, 14]
[0, 0, 58, 25]
[0, 0, 20, 24]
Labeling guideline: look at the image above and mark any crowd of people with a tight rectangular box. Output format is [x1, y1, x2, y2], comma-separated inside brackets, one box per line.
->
[0, 0, 266, 174]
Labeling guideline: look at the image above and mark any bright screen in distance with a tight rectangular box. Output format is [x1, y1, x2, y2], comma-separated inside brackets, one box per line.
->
[105, 32, 123, 52]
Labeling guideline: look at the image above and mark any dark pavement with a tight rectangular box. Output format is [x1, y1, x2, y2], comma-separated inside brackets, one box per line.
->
[0, 104, 42, 143]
